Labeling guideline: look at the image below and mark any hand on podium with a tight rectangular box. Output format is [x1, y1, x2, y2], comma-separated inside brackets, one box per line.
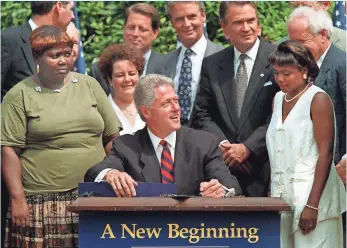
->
[199, 179, 225, 198]
[105, 169, 138, 197]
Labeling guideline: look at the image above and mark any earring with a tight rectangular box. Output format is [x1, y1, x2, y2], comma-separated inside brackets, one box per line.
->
[303, 74, 307, 80]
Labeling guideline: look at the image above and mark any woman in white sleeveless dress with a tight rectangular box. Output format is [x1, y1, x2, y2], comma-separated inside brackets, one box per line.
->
[98, 43, 145, 135]
[266, 41, 345, 248]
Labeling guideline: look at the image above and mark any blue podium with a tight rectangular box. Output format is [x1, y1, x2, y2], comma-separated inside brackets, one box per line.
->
[67, 197, 290, 248]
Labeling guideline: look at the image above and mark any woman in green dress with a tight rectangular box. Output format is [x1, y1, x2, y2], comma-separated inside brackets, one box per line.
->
[1, 25, 122, 247]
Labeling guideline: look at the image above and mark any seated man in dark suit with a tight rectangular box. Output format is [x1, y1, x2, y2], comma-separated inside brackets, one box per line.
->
[84, 74, 241, 197]
[90, 3, 164, 95]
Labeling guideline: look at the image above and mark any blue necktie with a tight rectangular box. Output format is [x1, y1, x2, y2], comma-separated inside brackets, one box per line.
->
[178, 48, 193, 122]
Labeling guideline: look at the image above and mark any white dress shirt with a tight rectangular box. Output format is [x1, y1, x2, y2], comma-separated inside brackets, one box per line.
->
[142, 50, 152, 76]
[147, 128, 176, 163]
[173, 35, 207, 118]
[317, 44, 331, 68]
[108, 95, 145, 135]
[234, 38, 260, 85]
[28, 18, 38, 30]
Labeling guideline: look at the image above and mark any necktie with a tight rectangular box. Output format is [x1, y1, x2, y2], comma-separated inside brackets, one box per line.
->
[235, 53, 248, 117]
[160, 140, 174, 184]
[178, 48, 193, 122]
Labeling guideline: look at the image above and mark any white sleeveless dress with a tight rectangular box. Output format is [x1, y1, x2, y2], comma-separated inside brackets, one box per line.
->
[266, 85, 345, 248]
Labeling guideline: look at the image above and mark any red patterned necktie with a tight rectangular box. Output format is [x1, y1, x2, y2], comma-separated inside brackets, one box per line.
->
[160, 140, 174, 184]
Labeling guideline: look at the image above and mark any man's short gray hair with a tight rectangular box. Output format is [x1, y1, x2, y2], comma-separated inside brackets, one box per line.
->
[165, 1, 205, 19]
[134, 74, 174, 121]
[288, 6, 333, 39]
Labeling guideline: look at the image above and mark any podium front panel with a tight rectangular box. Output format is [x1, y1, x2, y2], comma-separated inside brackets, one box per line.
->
[79, 211, 281, 248]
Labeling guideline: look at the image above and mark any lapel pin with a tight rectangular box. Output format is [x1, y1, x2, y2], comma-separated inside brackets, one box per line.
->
[260, 73, 264, 77]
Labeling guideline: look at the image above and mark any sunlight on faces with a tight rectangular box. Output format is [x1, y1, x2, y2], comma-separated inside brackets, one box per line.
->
[37, 44, 72, 81]
[169, 2, 206, 48]
[273, 64, 308, 94]
[288, 18, 326, 61]
[66, 22, 79, 64]
[123, 12, 159, 54]
[109, 60, 139, 100]
[141, 85, 181, 138]
[221, 3, 259, 53]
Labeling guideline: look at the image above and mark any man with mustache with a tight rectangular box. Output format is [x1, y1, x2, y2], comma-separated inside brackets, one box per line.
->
[90, 3, 164, 95]
[190, 1, 279, 197]
[84, 74, 241, 198]
[154, 2, 223, 125]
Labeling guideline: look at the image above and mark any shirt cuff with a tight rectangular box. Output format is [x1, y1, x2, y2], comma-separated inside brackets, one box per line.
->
[219, 140, 229, 147]
[342, 154, 347, 160]
[94, 168, 112, 182]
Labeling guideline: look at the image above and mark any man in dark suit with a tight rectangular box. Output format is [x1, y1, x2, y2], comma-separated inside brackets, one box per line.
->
[1, 1, 75, 101]
[90, 3, 164, 95]
[84, 74, 241, 197]
[154, 2, 223, 125]
[190, 2, 279, 197]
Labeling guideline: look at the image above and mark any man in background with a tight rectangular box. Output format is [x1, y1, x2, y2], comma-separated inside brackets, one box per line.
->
[154, 2, 223, 125]
[191, 1, 279, 197]
[90, 3, 164, 95]
[275, 1, 346, 51]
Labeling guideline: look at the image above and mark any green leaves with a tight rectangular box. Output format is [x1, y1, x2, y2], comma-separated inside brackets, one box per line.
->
[1, 1, 294, 72]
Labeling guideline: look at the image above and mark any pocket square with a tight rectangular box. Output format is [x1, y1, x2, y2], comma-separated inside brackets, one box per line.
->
[264, 81, 273, 87]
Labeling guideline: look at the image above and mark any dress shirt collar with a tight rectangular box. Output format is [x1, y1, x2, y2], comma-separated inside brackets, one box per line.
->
[180, 34, 207, 57]
[28, 18, 38, 31]
[234, 37, 260, 62]
[147, 127, 176, 150]
[317, 44, 331, 68]
[144, 50, 152, 64]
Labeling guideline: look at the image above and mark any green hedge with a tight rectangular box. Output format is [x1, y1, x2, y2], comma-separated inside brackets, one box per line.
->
[1, 1, 296, 70]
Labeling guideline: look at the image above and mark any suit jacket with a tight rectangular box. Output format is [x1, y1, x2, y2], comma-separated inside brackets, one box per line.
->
[84, 126, 242, 195]
[190, 39, 279, 197]
[89, 49, 165, 95]
[275, 27, 346, 52]
[1, 21, 36, 101]
[315, 44, 346, 163]
[154, 39, 224, 79]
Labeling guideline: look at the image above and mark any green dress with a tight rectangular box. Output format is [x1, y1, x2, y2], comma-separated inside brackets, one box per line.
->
[1, 72, 122, 196]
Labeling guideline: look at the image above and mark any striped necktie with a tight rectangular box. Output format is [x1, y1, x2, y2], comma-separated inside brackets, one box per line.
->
[160, 140, 174, 184]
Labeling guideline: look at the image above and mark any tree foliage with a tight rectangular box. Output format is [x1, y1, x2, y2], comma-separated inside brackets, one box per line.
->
[1, 1, 296, 69]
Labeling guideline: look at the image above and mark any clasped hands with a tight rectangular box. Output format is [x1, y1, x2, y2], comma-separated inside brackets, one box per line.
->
[219, 142, 250, 168]
[105, 170, 225, 198]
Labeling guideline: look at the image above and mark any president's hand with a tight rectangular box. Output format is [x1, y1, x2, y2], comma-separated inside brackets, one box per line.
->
[200, 179, 224, 198]
[105, 169, 138, 197]
[336, 158, 346, 186]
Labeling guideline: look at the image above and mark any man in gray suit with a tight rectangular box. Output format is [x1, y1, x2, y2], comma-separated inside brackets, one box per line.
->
[191, 2, 279, 197]
[275, 1, 346, 52]
[84, 74, 241, 197]
[90, 3, 164, 95]
[154, 2, 223, 125]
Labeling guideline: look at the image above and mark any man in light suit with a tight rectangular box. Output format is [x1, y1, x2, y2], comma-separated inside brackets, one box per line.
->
[90, 3, 164, 95]
[190, 2, 279, 197]
[275, 1, 346, 52]
[154, 2, 223, 125]
[1, 1, 75, 101]
[84, 74, 241, 197]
